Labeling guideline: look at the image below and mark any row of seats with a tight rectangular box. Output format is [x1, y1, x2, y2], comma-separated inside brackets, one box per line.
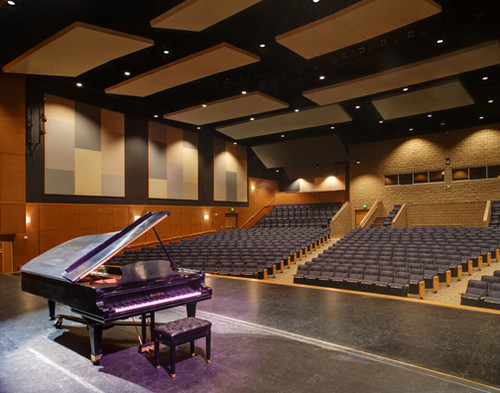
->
[294, 264, 435, 297]
[257, 203, 341, 228]
[461, 270, 500, 309]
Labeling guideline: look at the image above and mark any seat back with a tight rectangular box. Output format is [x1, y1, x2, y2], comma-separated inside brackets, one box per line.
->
[465, 280, 488, 296]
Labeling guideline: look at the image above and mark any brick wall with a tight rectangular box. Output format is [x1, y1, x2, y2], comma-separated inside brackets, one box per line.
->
[330, 202, 354, 237]
[350, 124, 500, 223]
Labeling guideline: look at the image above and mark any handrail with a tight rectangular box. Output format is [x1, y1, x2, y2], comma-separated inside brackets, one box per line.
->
[124, 229, 217, 250]
[359, 199, 381, 228]
[392, 203, 407, 227]
[483, 200, 492, 227]
[239, 195, 277, 229]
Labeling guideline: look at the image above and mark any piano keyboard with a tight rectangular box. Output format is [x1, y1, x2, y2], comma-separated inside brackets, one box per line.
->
[112, 290, 202, 313]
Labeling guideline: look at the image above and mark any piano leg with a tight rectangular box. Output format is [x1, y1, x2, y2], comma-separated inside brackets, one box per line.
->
[48, 300, 56, 320]
[138, 313, 155, 353]
[186, 302, 197, 317]
[84, 319, 103, 365]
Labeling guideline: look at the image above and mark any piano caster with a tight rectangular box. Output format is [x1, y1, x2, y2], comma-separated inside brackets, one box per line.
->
[170, 373, 176, 378]
[91, 354, 101, 366]
[155, 366, 161, 370]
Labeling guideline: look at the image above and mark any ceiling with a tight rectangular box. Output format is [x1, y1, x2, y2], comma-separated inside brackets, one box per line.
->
[1, 0, 499, 177]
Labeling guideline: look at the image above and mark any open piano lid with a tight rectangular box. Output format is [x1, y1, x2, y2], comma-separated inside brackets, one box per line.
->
[21, 211, 170, 283]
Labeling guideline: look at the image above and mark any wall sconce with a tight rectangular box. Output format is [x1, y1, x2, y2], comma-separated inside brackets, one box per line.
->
[134, 215, 141, 221]
[356, 158, 361, 164]
[203, 214, 209, 220]
[26, 216, 31, 224]
[251, 185, 255, 191]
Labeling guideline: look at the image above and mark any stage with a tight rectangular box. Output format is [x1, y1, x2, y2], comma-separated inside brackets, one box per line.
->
[1, 273, 499, 392]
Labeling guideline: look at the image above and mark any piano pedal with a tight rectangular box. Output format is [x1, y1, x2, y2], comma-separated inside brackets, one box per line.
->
[54, 316, 63, 329]
[139, 343, 154, 353]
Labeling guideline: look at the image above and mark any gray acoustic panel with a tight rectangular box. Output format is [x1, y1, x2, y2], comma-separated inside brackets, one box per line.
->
[251, 134, 348, 179]
[216, 104, 351, 140]
[372, 79, 475, 120]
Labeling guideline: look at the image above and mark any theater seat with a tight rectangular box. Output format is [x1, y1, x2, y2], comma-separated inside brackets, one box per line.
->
[483, 283, 500, 310]
[460, 280, 487, 307]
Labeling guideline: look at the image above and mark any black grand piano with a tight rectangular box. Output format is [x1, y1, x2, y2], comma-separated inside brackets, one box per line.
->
[20, 211, 212, 364]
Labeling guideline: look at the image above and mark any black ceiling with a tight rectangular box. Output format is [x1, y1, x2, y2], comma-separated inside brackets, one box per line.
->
[1, 0, 499, 151]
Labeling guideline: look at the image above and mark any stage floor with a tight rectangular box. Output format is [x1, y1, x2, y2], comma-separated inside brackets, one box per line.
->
[1, 273, 499, 393]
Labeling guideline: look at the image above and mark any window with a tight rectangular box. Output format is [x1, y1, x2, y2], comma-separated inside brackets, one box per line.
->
[384, 175, 398, 185]
[413, 172, 428, 184]
[469, 166, 486, 180]
[430, 170, 444, 182]
[399, 173, 412, 185]
[488, 165, 500, 179]
[452, 168, 468, 181]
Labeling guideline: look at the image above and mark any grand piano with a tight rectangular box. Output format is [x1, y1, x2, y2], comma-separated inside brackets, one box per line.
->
[20, 211, 212, 364]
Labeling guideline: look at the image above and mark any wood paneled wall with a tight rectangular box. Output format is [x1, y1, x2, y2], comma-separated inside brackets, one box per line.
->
[0, 73, 26, 235]
[14, 177, 278, 271]
[276, 190, 346, 205]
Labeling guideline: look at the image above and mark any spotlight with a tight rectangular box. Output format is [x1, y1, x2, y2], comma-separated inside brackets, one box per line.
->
[356, 158, 361, 164]
[7, 0, 15, 5]
[124, 71, 131, 76]
[163, 49, 170, 54]
[76, 82, 83, 87]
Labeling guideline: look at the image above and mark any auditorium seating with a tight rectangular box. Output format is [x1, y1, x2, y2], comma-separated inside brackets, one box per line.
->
[294, 226, 500, 299]
[258, 202, 342, 229]
[111, 226, 330, 280]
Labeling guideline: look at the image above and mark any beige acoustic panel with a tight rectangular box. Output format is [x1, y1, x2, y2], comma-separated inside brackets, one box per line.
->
[372, 80, 474, 120]
[106, 43, 259, 97]
[151, 0, 262, 31]
[276, 0, 441, 59]
[164, 91, 288, 125]
[304, 40, 500, 105]
[217, 104, 351, 140]
[2, 22, 153, 77]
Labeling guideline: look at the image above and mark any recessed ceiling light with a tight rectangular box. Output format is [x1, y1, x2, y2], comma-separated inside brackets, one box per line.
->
[197, 127, 201, 130]
[482, 76, 489, 81]
[313, 0, 320, 3]
[488, 99, 494, 103]
[241, 90, 247, 95]
[319, 75, 325, 80]
[281, 134, 285, 138]
[355, 105, 360, 109]
[153, 114, 159, 118]
[479, 116, 484, 120]
[379, 120, 384, 124]
[294, 109, 299, 112]
[163, 50, 170, 55]
[403, 87, 409, 92]
[7, 0, 15, 5]
[202, 104, 207, 108]
[233, 142, 237, 145]
[409, 128, 414, 131]
[124, 71, 131, 76]
[250, 117, 255, 121]
[259, 43, 266, 48]
[436, 38, 444, 44]
[275, 169, 279, 173]
[330, 126, 335, 129]
[76, 82, 83, 87]
[427, 114, 432, 118]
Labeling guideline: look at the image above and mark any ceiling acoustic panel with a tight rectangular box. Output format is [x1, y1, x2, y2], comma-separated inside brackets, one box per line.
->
[372, 80, 474, 120]
[217, 104, 352, 140]
[276, 0, 441, 59]
[151, 0, 263, 32]
[2, 22, 153, 77]
[163, 91, 288, 125]
[105, 43, 259, 97]
[304, 40, 500, 106]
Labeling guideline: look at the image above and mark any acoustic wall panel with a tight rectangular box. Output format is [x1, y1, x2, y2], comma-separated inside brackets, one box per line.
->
[148, 122, 198, 200]
[44, 94, 125, 197]
[213, 139, 247, 202]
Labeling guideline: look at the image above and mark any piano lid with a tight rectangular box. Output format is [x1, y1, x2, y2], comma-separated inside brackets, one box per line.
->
[20, 211, 170, 283]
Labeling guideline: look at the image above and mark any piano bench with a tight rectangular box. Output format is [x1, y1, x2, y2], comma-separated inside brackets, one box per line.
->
[153, 317, 211, 377]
